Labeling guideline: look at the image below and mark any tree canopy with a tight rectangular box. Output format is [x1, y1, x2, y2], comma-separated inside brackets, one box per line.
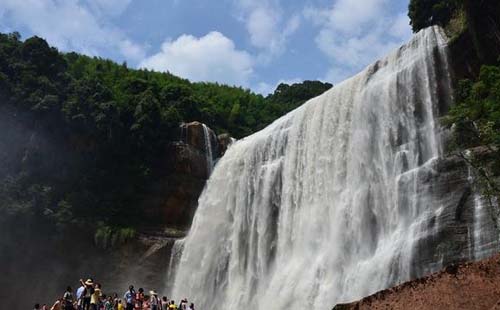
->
[0, 32, 332, 232]
[408, 0, 461, 32]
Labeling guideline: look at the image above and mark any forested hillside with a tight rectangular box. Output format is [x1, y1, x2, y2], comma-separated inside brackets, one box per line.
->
[0, 32, 332, 235]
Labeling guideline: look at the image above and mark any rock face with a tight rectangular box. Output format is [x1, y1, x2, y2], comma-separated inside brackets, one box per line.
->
[333, 253, 500, 310]
[409, 146, 500, 279]
[217, 133, 236, 157]
[142, 121, 221, 228]
[330, 144, 500, 309]
[447, 0, 500, 80]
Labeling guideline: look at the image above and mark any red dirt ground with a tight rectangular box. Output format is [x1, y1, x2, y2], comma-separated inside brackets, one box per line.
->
[333, 253, 500, 310]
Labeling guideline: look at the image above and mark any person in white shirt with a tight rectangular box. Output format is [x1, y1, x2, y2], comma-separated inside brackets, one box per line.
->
[149, 291, 159, 310]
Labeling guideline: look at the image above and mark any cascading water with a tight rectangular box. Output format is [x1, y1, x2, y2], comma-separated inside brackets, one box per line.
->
[172, 27, 453, 309]
[202, 124, 215, 175]
[166, 239, 186, 294]
[465, 150, 500, 260]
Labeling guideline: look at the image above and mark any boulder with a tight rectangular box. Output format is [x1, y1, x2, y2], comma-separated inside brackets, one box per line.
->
[217, 133, 236, 156]
[179, 121, 219, 161]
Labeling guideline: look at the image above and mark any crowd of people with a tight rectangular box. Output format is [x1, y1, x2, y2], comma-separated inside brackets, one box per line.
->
[32, 278, 195, 310]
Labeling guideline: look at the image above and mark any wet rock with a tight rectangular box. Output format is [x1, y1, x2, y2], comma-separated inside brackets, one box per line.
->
[217, 133, 235, 156]
[142, 121, 221, 228]
[410, 148, 500, 279]
[179, 121, 218, 160]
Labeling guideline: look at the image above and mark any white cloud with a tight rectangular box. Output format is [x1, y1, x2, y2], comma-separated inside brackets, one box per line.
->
[305, 0, 412, 83]
[0, 0, 144, 61]
[87, 0, 133, 17]
[140, 32, 254, 87]
[234, 0, 300, 62]
[315, 28, 400, 68]
[119, 39, 146, 61]
[389, 13, 412, 39]
[247, 8, 278, 49]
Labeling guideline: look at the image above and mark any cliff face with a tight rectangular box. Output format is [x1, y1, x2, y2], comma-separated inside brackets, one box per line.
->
[424, 0, 500, 269]
[409, 146, 500, 279]
[404, 0, 500, 273]
[142, 121, 221, 229]
[446, 0, 500, 80]
[331, 6, 500, 308]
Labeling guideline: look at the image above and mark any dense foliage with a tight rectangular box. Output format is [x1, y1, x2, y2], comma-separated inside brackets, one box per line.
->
[0, 32, 332, 232]
[446, 64, 500, 195]
[408, 0, 462, 32]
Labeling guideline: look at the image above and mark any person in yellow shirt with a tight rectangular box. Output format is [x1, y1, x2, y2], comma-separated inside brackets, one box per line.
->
[168, 300, 178, 310]
[117, 299, 125, 310]
[90, 283, 102, 310]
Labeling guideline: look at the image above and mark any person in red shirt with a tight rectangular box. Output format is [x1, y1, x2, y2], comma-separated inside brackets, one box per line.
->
[135, 288, 144, 309]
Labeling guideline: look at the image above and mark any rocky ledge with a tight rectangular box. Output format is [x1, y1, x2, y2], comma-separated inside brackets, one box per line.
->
[333, 252, 500, 310]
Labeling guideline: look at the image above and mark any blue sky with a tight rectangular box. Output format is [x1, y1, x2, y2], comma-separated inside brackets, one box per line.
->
[0, 0, 412, 94]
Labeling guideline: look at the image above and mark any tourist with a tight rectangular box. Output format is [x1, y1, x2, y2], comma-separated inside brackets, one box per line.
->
[80, 279, 94, 310]
[135, 288, 145, 309]
[31, 280, 196, 310]
[50, 298, 63, 310]
[168, 300, 177, 310]
[161, 297, 169, 310]
[149, 291, 159, 310]
[104, 295, 114, 310]
[117, 299, 124, 310]
[90, 283, 102, 310]
[63, 286, 74, 309]
[178, 299, 187, 310]
[124, 285, 136, 310]
[76, 281, 86, 310]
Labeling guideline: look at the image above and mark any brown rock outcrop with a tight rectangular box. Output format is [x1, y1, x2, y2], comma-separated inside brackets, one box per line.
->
[142, 121, 221, 228]
[333, 253, 500, 310]
[217, 133, 236, 157]
[179, 121, 218, 160]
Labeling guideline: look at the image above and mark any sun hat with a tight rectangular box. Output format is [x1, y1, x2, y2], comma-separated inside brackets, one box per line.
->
[85, 279, 94, 286]
[149, 290, 158, 295]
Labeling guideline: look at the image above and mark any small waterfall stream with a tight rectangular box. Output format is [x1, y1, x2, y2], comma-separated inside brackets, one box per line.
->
[465, 150, 499, 260]
[202, 124, 214, 175]
[166, 239, 185, 295]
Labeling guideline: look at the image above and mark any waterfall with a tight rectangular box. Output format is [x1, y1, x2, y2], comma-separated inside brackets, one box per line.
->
[166, 239, 185, 294]
[202, 124, 214, 175]
[466, 150, 499, 260]
[172, 27, 452, 309]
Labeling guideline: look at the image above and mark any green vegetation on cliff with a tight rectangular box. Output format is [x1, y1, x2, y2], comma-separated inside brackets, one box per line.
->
[409, 0, 500, 61]
[0, 32, 332, 234]
[446, 64, 500, 194]
[409, 0, 461, 32]
[409, 0, 500, 197]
